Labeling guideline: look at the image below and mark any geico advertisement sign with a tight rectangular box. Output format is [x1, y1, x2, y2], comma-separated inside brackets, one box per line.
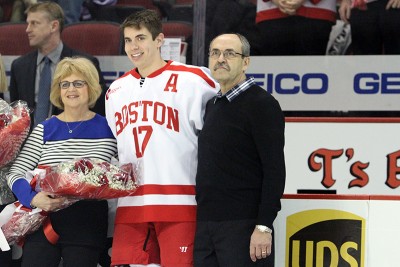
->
[247, 72, 400, 95]
[286, 209, 365, 267]
[3, 55, 400, 111]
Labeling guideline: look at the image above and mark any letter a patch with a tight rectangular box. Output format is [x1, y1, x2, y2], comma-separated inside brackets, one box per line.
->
[164, 74, 178, 92]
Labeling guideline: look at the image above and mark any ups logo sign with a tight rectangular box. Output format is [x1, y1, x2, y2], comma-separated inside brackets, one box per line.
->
[286, 209, 365, 267]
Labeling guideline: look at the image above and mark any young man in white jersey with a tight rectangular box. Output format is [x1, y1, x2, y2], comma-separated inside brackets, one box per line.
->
[105, 9, 218, 267]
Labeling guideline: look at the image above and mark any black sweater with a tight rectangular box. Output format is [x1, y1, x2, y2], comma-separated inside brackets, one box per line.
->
[196, 84, 286, 228]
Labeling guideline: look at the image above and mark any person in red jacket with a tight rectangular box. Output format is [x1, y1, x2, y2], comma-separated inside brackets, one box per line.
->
[339, 0, 400, 54]
[256, 0, 336, 55]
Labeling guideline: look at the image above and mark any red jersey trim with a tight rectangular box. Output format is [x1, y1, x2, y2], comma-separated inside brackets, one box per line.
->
[115, 205, 196, 223]
[256, 8, 336, 23]
[129, 68, 142, 79]
[133, 184, 196, 196]
[124, 61, 174, 79]
[148, 60, 173, 77]
[165, 64, 217, 89]
[123, 61, 216, 89]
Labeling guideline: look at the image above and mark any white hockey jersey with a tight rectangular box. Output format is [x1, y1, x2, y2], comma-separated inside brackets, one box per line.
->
[105, 60, 218, 223]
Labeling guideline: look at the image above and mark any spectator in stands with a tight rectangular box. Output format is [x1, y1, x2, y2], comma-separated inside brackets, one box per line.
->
[206, 0, 261, 64]
[339, 0, 400, 54]
[50, 0, 85, 24]
[84, 0, 118, 22]
[255, 0, 336, 55]
[51, 0, 118, 24]
[9, 1, 107, 130]
[0, 0, 36, 22]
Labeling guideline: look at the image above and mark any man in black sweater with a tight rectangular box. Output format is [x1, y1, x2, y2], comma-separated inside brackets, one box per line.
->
[194, 33, 286, 267]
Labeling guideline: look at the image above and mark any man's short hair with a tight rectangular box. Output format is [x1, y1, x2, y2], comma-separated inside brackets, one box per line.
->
[27, 1, 65, 32]
[120, 9, 162, 40]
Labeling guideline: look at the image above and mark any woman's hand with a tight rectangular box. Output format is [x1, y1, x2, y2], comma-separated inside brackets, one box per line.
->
[272, 0, 306, 15]
[339, 0, 352, 23]
[386, 0, 400, 9]
[30, 192, 67, 212]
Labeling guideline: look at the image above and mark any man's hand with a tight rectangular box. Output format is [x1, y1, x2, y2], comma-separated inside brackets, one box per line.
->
[249, 228, 272, 262]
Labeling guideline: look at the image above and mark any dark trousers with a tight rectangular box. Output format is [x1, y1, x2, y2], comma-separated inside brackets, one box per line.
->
[350, 0, 400, 54]
[257, 16, 333, 55]
[194, 219, 274, 267]
[21, 241, 102, 267]
[0, 249, 12, 267]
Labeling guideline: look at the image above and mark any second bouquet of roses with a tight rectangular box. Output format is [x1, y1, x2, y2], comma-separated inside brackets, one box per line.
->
[0, 99, 31, 168]
[0, 158, 140, 246]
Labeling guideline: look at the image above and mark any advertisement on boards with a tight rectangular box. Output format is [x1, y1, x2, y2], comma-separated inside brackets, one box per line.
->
[285, 118, 400, 195]
[246, 55, 400, 111]
[3, 55, 400, 111]
[274, 195, 400, 267]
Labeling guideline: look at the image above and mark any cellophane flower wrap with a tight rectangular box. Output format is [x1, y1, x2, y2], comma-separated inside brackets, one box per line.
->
[0, 203, 47, 246]
[0, 99, 31, 168]
[0, 195, 75, 247]
[35, 158, 139, 199]
[0, 167, 15, 205]
[0, 159, 139, 247]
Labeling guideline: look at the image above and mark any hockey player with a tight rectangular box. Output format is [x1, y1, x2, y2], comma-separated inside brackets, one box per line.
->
[105, 9, 218, 267]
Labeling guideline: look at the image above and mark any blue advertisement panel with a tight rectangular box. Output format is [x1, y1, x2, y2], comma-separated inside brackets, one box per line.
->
[3, 55, 400, 111]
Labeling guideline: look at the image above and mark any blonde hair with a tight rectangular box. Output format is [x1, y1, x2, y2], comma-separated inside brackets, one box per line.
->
[50, 57, 101, 110]
[0, 54, 7, 93]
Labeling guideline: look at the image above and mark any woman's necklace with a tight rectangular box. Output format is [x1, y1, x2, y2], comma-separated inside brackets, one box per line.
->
[66, 120, 84, 134]
[64, 112, 89, 134]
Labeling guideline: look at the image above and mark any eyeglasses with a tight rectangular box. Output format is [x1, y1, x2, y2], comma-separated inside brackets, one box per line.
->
[208, 49, 247, 59]
[59, 80, 87, 89]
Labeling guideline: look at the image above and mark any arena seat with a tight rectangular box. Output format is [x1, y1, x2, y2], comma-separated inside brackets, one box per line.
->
[0, 22, 32, 55]
[61, 21, 122, 55]
[162, 21, 193, 41]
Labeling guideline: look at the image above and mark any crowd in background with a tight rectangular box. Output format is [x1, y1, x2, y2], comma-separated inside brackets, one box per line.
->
[1, 0, 399, 58]
[1, 0, 399, 119]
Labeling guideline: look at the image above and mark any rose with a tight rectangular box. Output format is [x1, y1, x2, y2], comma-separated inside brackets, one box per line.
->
[74, 158, 94, 174]
[0, 113, 12, 130]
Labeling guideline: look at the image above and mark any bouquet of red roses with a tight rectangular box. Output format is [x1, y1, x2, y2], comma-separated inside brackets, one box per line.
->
[34, 158, 139, 199]
[0, 99, 31, 168]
